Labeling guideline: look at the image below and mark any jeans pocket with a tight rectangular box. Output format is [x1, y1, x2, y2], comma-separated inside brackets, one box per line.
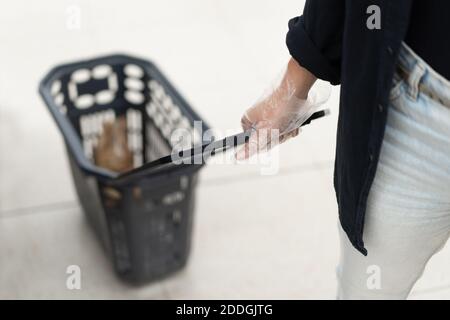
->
[389, 71, 405, 102]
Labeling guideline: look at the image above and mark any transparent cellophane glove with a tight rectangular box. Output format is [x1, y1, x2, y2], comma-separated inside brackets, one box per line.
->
[236, 76, 331, 160]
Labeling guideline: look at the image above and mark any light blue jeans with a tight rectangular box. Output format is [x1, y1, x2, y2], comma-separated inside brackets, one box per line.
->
[337, 43, 450, 299]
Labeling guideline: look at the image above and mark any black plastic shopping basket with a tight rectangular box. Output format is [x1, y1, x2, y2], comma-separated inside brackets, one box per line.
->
[39, 54, 216, 284]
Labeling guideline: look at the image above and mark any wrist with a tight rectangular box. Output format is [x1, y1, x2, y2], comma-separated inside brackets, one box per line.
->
[286, 57, 316, 99]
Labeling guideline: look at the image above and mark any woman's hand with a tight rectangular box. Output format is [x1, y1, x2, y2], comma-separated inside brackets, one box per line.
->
[236, 58, 320, 160]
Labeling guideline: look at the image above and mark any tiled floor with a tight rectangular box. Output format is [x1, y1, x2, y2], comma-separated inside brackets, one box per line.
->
[0, 0, 448, 299]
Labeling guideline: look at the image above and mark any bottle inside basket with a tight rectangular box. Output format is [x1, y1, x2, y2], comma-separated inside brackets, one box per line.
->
[93, 115, 134, 173]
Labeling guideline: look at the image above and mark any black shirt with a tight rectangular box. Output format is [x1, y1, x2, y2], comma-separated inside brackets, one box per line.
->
[406, 0, 450, 80]
[286, 0, 414, 255]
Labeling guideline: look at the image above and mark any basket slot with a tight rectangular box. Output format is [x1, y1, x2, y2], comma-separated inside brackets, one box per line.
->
[80, 111, 115, 159]
[126, 108, 143, 167]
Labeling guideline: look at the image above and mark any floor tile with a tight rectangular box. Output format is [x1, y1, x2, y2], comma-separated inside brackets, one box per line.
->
[0, 208, 167, 299]
[410, 287, 450, 300]
[162, 167, 340, 299]
[0, 111, 77, 212]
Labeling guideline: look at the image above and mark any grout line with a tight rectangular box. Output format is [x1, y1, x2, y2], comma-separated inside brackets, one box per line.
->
[199, 160, 334, 187]
[410, 284, 450, 297]
[0, 161, 333, 219]
[0, 200, 80, 219]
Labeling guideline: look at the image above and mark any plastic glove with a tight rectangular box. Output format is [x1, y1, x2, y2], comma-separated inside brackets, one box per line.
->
[236, 60, 331, 160]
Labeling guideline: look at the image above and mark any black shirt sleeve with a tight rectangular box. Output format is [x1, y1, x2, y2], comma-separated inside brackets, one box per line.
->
[286, 0, 345, 85]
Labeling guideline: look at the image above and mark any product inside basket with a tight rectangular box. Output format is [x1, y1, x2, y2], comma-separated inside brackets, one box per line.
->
[93, 115, 134, 173]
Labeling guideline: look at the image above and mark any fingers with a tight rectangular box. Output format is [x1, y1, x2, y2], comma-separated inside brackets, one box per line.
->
[237, 111, 258, 160]
[235, 129, 259, 160]
[278, 128, 299, 144]
[240, 112, 254, 131]
[235, 127, 301, 160]
[285, 127, 300, 140]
